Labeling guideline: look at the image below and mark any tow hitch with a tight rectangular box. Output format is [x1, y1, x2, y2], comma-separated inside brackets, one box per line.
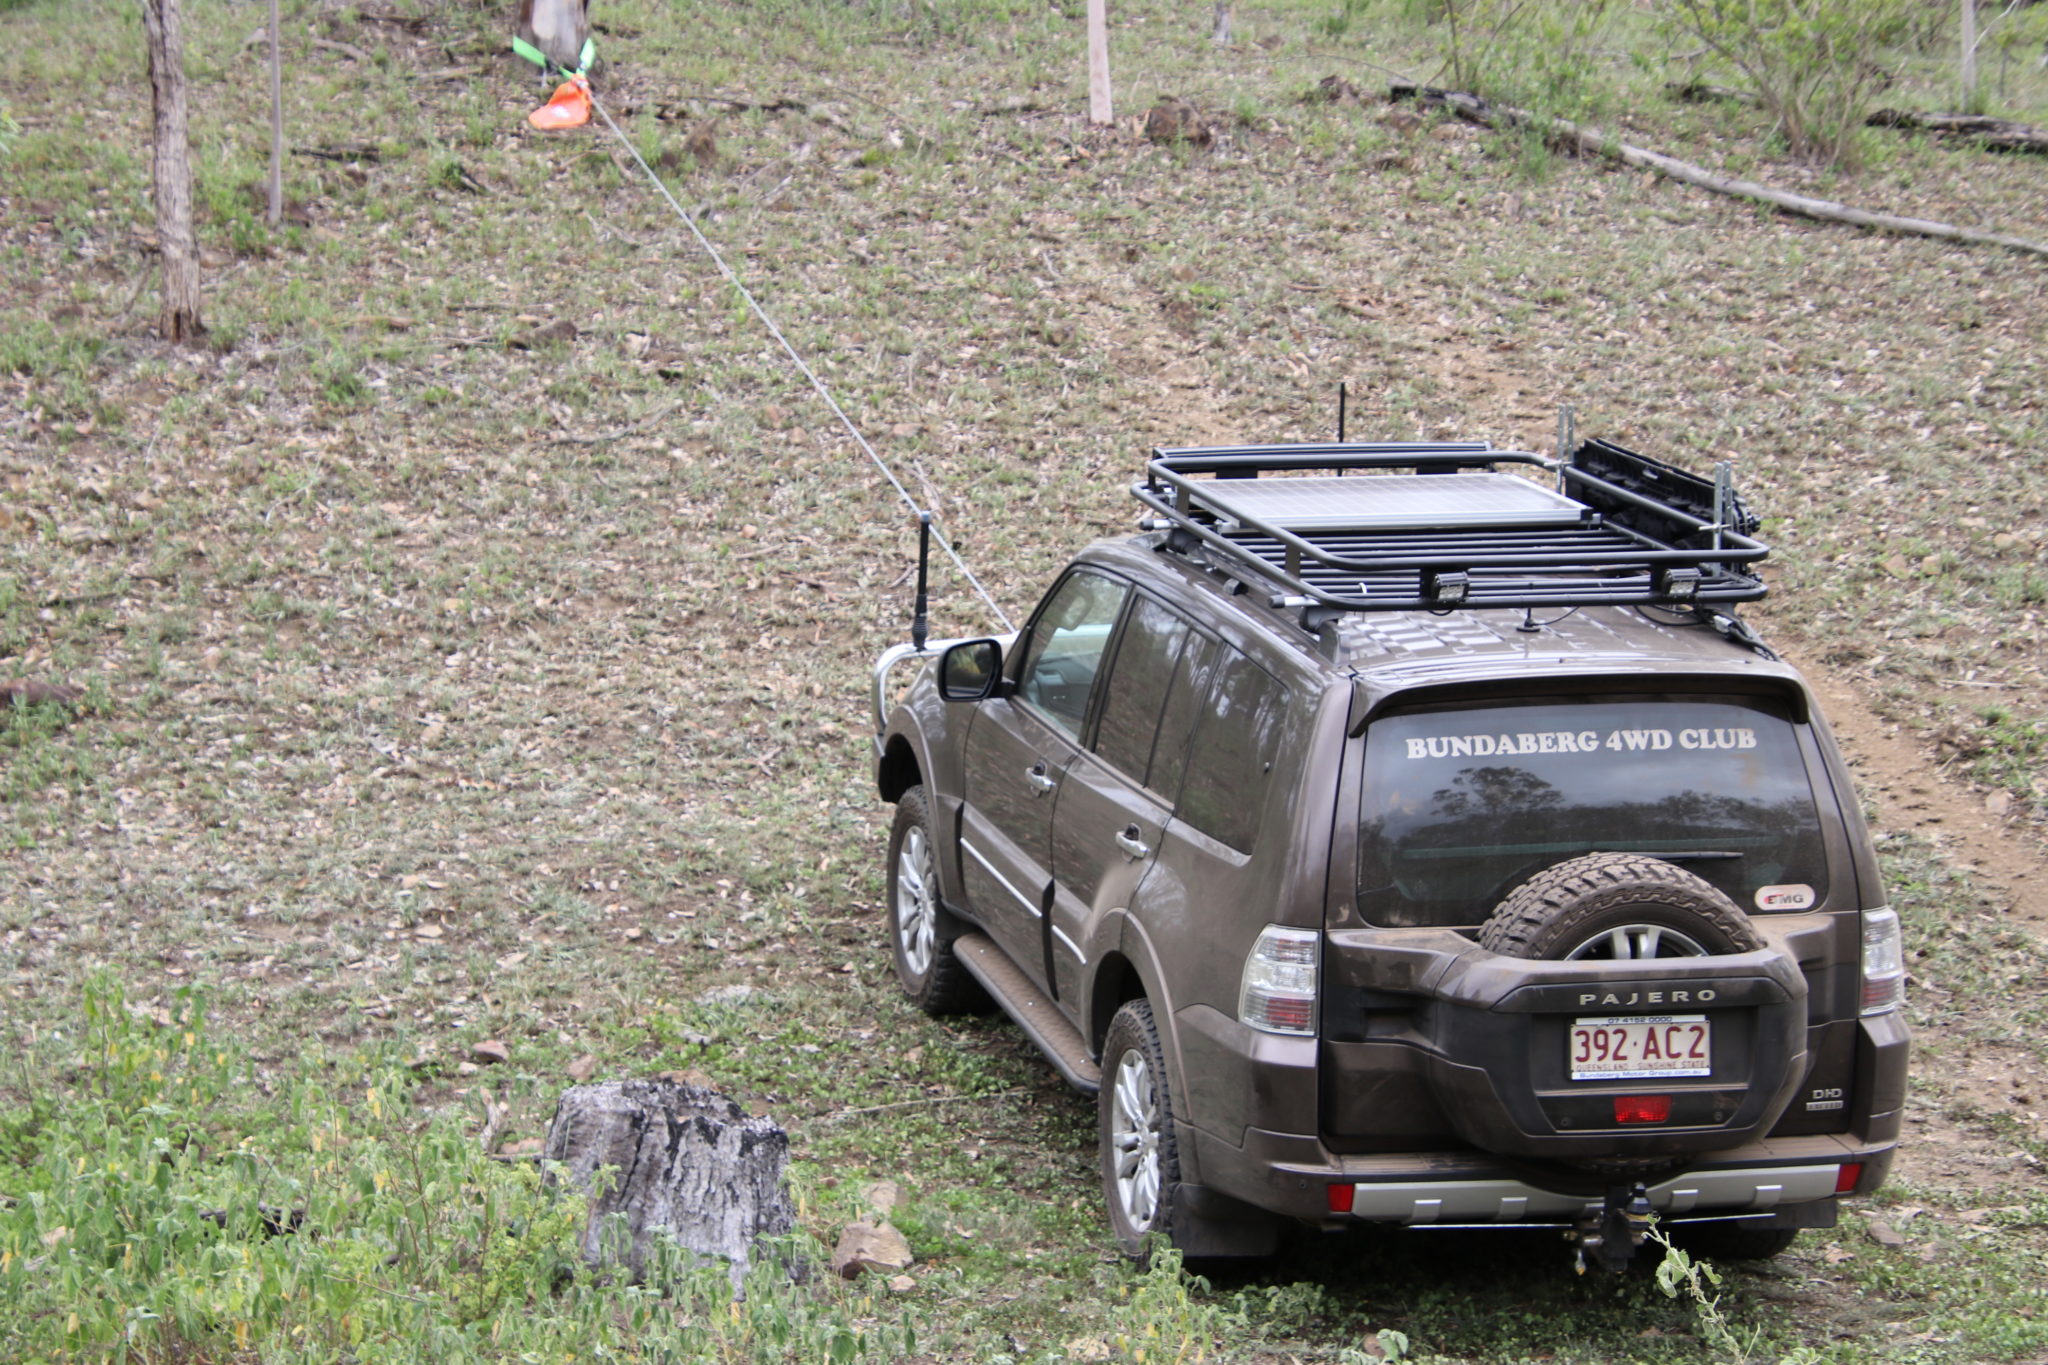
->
[1569, 1183, 1653, 1274]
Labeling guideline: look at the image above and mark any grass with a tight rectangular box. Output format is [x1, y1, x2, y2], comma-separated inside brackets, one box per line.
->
[2, 0, 2046, 1359]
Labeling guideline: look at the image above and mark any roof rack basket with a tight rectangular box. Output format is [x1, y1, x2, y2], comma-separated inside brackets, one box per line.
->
[1132, 440, 1767, 615]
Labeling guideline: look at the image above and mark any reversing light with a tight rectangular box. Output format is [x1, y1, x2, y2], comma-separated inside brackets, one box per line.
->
[1239, 926, 1320, 1036]
[1327, 1183, 1356, 1214]
[1614, 1095, 1672, 1125]
[1835, 1162, 1864, 1195]
[1860, 907, 1905, 1016]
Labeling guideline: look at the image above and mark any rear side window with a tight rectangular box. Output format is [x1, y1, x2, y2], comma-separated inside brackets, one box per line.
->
[1178, 649, 1290, 853]
[1358, 696, 1828, 928]
[1093, 595, 1192, 785]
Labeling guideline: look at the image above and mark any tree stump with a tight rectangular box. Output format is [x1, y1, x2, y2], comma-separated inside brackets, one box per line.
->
[542, 1079, 795, 1289]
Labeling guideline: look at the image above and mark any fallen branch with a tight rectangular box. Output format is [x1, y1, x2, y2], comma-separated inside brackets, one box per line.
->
[1865, 108, 2048, 155]
[1667, 82, 2048, 154]
[311, 36, 371, 64]
[1393, 84, 2048, 259]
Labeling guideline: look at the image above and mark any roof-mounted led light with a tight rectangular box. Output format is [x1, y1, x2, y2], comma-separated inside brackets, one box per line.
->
[1654, 566, 1702, 601]
[1425, 570, 1470, 607]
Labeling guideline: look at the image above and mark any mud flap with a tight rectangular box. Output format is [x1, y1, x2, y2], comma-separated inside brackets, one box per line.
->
[1172, 1184, 1282, 1260]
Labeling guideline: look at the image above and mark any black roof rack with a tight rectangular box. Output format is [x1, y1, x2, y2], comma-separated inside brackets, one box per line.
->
[1132, 440, 1767, 615]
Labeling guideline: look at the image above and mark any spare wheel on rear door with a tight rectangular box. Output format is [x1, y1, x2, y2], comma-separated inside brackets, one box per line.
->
[1478, 852, 1763, 961]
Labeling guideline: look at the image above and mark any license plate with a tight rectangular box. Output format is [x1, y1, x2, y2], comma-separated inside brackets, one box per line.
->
[1569, 1015, 1711, 1081]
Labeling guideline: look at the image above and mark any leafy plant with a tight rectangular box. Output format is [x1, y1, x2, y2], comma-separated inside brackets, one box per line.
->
[1663, 0, 1917, 166]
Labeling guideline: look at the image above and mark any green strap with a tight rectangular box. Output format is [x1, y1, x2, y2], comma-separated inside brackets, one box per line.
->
[511, 33, 595, 77]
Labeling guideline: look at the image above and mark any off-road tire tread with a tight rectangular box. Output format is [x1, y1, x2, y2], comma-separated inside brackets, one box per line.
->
[1478, 851, 1763, 959]
[1101, 998, 1186, 1263]
[887, 786, 986, 1015]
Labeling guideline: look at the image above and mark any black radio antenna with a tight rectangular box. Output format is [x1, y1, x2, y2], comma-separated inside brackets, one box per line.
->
[1336, 382, 1347, 443]
[910, 511, 932, 652]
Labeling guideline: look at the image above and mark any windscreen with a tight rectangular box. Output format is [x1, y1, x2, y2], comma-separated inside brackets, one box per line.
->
[1358, 695, 1829, 928]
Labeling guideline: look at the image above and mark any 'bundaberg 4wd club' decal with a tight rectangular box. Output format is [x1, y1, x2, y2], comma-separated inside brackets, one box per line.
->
[1401, 726, 1759, 760]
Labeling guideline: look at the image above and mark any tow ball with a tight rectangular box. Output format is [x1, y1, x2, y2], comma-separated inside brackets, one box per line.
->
[1568, 1183, 1654, 1274]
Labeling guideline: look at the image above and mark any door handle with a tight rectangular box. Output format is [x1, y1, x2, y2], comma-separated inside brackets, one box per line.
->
[1025, 762, 1057, 795]
[1115, 825, 1150, 860]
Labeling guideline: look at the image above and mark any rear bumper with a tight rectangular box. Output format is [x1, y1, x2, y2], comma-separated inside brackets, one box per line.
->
[1184, 1125, 1895, 1228]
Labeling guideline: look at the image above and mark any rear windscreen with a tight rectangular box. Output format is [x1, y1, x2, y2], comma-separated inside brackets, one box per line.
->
[1358, 696, 1829, 928]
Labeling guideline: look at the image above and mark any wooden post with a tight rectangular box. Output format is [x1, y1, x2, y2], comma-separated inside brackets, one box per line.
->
[1960, 0, 1978, 112]
[140, 0, 204, 343]
[267, 0, 283, 226]
[1087, 0, 1112, 126]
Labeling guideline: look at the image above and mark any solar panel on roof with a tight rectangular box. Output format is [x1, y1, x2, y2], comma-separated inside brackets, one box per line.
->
[1195, 474, 1589, 532]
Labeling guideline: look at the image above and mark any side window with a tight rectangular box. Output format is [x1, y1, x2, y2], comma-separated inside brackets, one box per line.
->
[1015, 571, 1130, 741]
[1177, 648, 1290, 852]
[1093, 595, 1192, 783]
[1143, 631, 1221, 801]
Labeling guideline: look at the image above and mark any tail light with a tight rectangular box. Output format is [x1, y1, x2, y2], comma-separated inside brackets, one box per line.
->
[1860, 907, 1905, 1016]
[1836, 1162, 1864, 1194]
[1239, 926, 1319, 1036]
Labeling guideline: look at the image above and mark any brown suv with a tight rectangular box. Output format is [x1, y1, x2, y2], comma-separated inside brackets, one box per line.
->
[871, 440, 1907, 1271]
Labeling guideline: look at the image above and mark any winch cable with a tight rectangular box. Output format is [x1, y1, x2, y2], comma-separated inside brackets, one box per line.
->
[584, 90, 1015, 634]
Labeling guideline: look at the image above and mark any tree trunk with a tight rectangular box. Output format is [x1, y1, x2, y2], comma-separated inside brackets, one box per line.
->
[543, 1079, 796, 1291]
[1086, 0, 1112, 126]
[141, 0, 204, 343]
[267, 0, 283, 226]
[1960, 0, 1978, 113]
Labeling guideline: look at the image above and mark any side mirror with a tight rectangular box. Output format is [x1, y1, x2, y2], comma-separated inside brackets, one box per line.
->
[938, 639, 1003, 702]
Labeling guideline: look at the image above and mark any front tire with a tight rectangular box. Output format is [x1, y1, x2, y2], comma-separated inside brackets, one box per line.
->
[1100, 998, 1185, 1260]
[886, 786, 984, 1015]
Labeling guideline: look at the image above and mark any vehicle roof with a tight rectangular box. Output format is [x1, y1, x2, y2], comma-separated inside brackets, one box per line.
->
[1073, 534, 1813, 707]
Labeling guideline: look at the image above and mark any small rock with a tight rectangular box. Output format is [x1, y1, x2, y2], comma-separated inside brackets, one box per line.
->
[860, 1179, 903, 1218]
[1307, 74, 1361, 105]
[472, 1039, 510, 1065]
[498, 1137, 544, 1159]
[567, 1053, 598, 1082]
[830, 1221, 914, 1279]
[623, 926, 644, 942]
[887, 1274, 916, 1294]
[1865, 1219, 1906, 1248]
[655, 1067, 716, 1089]
[508, 319, 578, 350]
[1986, 791, 2013, 817]
[683, 121, 719, 165]
[457, 1061, 480, 1076]
[415, 923, 444, 939]
[1144, 97, 1212, 147]
[1, 678, 85, 708]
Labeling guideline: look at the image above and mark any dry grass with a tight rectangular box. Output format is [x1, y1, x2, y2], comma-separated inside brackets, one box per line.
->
[3, 0, 2046, 1359]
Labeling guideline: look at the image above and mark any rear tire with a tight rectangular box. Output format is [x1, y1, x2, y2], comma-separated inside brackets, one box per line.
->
[1479, 852, 1762, 960]
[886, 786, 984, 1015]
[1101, 998, 1184, 1261]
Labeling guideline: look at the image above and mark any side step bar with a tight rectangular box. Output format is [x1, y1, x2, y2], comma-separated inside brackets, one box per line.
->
[954, 932, 1102, 1094]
